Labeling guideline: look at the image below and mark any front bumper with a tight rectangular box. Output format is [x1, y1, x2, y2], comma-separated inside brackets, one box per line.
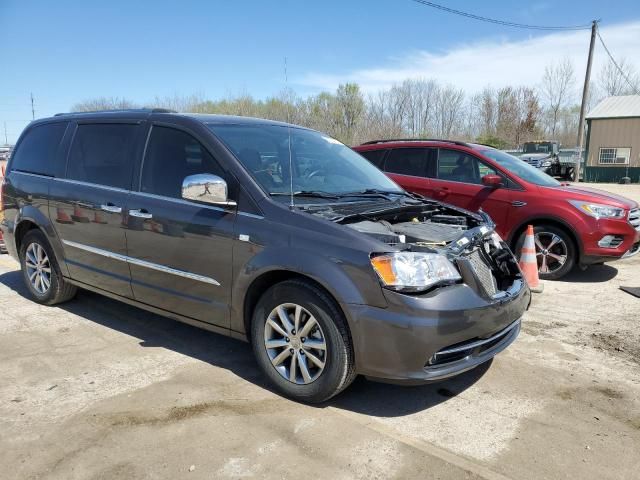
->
[344, 278, 530, 383]
[580, 216, 640, 265]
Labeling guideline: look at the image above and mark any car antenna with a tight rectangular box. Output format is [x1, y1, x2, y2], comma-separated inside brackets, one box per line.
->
[285, 56, 295, 209]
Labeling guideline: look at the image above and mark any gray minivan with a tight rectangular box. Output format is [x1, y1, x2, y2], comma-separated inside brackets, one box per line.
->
[1, 110, 530, 402]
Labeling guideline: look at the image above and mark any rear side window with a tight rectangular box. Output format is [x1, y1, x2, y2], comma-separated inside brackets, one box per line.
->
[10, 122, 67, 176]
[140, 126, 225, 199]
[67, 123, 139, 189]
[358, 149, 386, 168]
[385, 148, 428, 177]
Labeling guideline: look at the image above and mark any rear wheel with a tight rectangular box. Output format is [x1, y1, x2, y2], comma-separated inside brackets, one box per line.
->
[515, 225, 576, 280]
[19, 230, 77, 305]
[250, 280, 356, 403]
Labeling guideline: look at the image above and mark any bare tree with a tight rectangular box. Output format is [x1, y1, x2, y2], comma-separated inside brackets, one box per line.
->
[147, 93, 208, 112]
[512, 87, 541, 146]
[478, 87, 498, 137]
[71, 96, 137, 112]
[402, 78, 438, 136]
[69, 69, 588, 148]
[432, 85, 465, 138]
[598, 58, 640, 96]
[333, 83, 365, 144]
[540, 59, 576, 138]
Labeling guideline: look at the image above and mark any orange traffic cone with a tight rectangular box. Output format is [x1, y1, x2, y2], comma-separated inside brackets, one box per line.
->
[519, 225, 544, 293]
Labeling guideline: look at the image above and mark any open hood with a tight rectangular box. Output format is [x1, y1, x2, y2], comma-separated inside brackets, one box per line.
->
[303, 198, 493, 254]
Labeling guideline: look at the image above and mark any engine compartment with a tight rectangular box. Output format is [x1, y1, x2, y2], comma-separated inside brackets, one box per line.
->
[304, 198, 522, 296]
[341, 205, 479, 251]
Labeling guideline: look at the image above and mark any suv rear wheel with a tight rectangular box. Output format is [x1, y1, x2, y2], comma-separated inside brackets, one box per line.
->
[250, 279, 356, 403]
[515, 224, 576, 280]
[19, 230, 77, 305]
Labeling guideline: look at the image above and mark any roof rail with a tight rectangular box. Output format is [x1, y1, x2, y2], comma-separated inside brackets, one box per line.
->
[53, 108, 177, 117]
[359, 138, 470, 147]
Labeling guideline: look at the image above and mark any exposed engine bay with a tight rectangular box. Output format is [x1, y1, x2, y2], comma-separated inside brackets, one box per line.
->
[345, 215, 468, 249]
[304, 199, 523, 296]
[338, 202, 483, 252]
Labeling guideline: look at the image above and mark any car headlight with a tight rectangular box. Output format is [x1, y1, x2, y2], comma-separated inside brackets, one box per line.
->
[370, 252, 461, 292]
[541, 160, 552, 167]
[569, 200, 625, 219]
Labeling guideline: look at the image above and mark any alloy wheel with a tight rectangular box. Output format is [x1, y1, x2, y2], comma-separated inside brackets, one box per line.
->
[264, 303, 327, 385]
[534, 232, 568, 275]
[25, 242, 52, 294]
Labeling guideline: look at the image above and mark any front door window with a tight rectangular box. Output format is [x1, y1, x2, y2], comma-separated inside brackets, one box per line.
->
[437, 149, 497, 184]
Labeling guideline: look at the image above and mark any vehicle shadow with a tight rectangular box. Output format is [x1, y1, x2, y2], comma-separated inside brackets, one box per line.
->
[557, 264, 619, 283]
[0, 269, 489, 417]
[328, 361, 491, 417]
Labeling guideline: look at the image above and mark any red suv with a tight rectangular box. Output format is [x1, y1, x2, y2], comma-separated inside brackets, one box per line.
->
[353, 139, 640, 279]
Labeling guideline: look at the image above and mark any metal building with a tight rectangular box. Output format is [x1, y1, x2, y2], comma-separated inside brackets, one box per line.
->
[584, 95, 640, 183]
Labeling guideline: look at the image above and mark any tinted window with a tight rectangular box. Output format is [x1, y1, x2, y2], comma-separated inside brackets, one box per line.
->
[11, 122, 67, 176]
[479, 149, 560, 187]
[358, 149, 387, 168]
[385, 148, 428, 177]
[67, 124, 138, 189]
[437, 149, 496, 185]
[141, 126, 225, 199]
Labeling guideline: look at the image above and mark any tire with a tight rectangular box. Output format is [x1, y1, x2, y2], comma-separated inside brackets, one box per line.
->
[250, 279, 356, 403]
[19, 229, 77, 305]
[514, 224, 576, 280]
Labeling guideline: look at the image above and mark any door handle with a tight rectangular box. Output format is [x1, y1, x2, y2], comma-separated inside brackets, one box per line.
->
[129, 209, 153, 219]
[511, 200, 527, 207]
[100, 204, 122, 213]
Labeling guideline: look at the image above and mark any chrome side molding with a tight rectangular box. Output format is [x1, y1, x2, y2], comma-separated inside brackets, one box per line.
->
[62, 240, 221, 286]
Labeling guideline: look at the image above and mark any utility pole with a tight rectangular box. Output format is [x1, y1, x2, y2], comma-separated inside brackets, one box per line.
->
[31, 92, 35, 120]
[575, 20, 598, 182]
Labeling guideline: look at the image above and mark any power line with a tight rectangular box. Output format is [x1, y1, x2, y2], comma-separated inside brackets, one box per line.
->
[596, 30, 640, 95]
[410, 1, 592, 31]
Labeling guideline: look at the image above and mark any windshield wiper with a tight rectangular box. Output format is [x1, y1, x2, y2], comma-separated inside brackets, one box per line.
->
[336, 189, 415, 201]
[270, 190, 340, 199]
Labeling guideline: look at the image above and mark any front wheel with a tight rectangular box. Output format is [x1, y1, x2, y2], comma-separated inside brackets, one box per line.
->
[515, 225, 576, 280]
[250, 280, 356, 403]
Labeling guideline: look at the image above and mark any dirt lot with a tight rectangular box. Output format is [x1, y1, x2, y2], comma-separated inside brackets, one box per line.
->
[1, 183, 639, 480]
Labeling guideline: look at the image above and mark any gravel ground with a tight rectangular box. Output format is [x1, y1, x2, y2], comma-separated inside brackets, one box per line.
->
[0, 183, 639, 480]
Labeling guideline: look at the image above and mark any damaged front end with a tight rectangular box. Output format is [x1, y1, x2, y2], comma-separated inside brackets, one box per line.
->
[310, 199, 523, 298]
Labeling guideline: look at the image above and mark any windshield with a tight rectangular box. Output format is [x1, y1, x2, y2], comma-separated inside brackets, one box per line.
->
[524, 143, 551, 154]
[207, 123, 402, 197]
[480, 149, 561, 187]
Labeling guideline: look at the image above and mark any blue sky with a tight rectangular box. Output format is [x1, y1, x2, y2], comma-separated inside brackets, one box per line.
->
[2, 0, 640, 143]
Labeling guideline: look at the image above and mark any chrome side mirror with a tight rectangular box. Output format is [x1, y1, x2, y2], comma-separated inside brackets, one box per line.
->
[182, 174, 236, 206]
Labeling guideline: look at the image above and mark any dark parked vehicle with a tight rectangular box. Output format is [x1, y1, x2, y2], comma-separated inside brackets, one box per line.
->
[518, 141, 576, 181]
[354, 139, 640, 280]
[1, 111, 530, 402]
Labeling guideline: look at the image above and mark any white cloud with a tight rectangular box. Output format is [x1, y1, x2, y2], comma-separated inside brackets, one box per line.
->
[297, 22, 640, 96]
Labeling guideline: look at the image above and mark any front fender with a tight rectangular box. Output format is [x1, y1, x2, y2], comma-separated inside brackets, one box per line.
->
[231, 245, 388, 334]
